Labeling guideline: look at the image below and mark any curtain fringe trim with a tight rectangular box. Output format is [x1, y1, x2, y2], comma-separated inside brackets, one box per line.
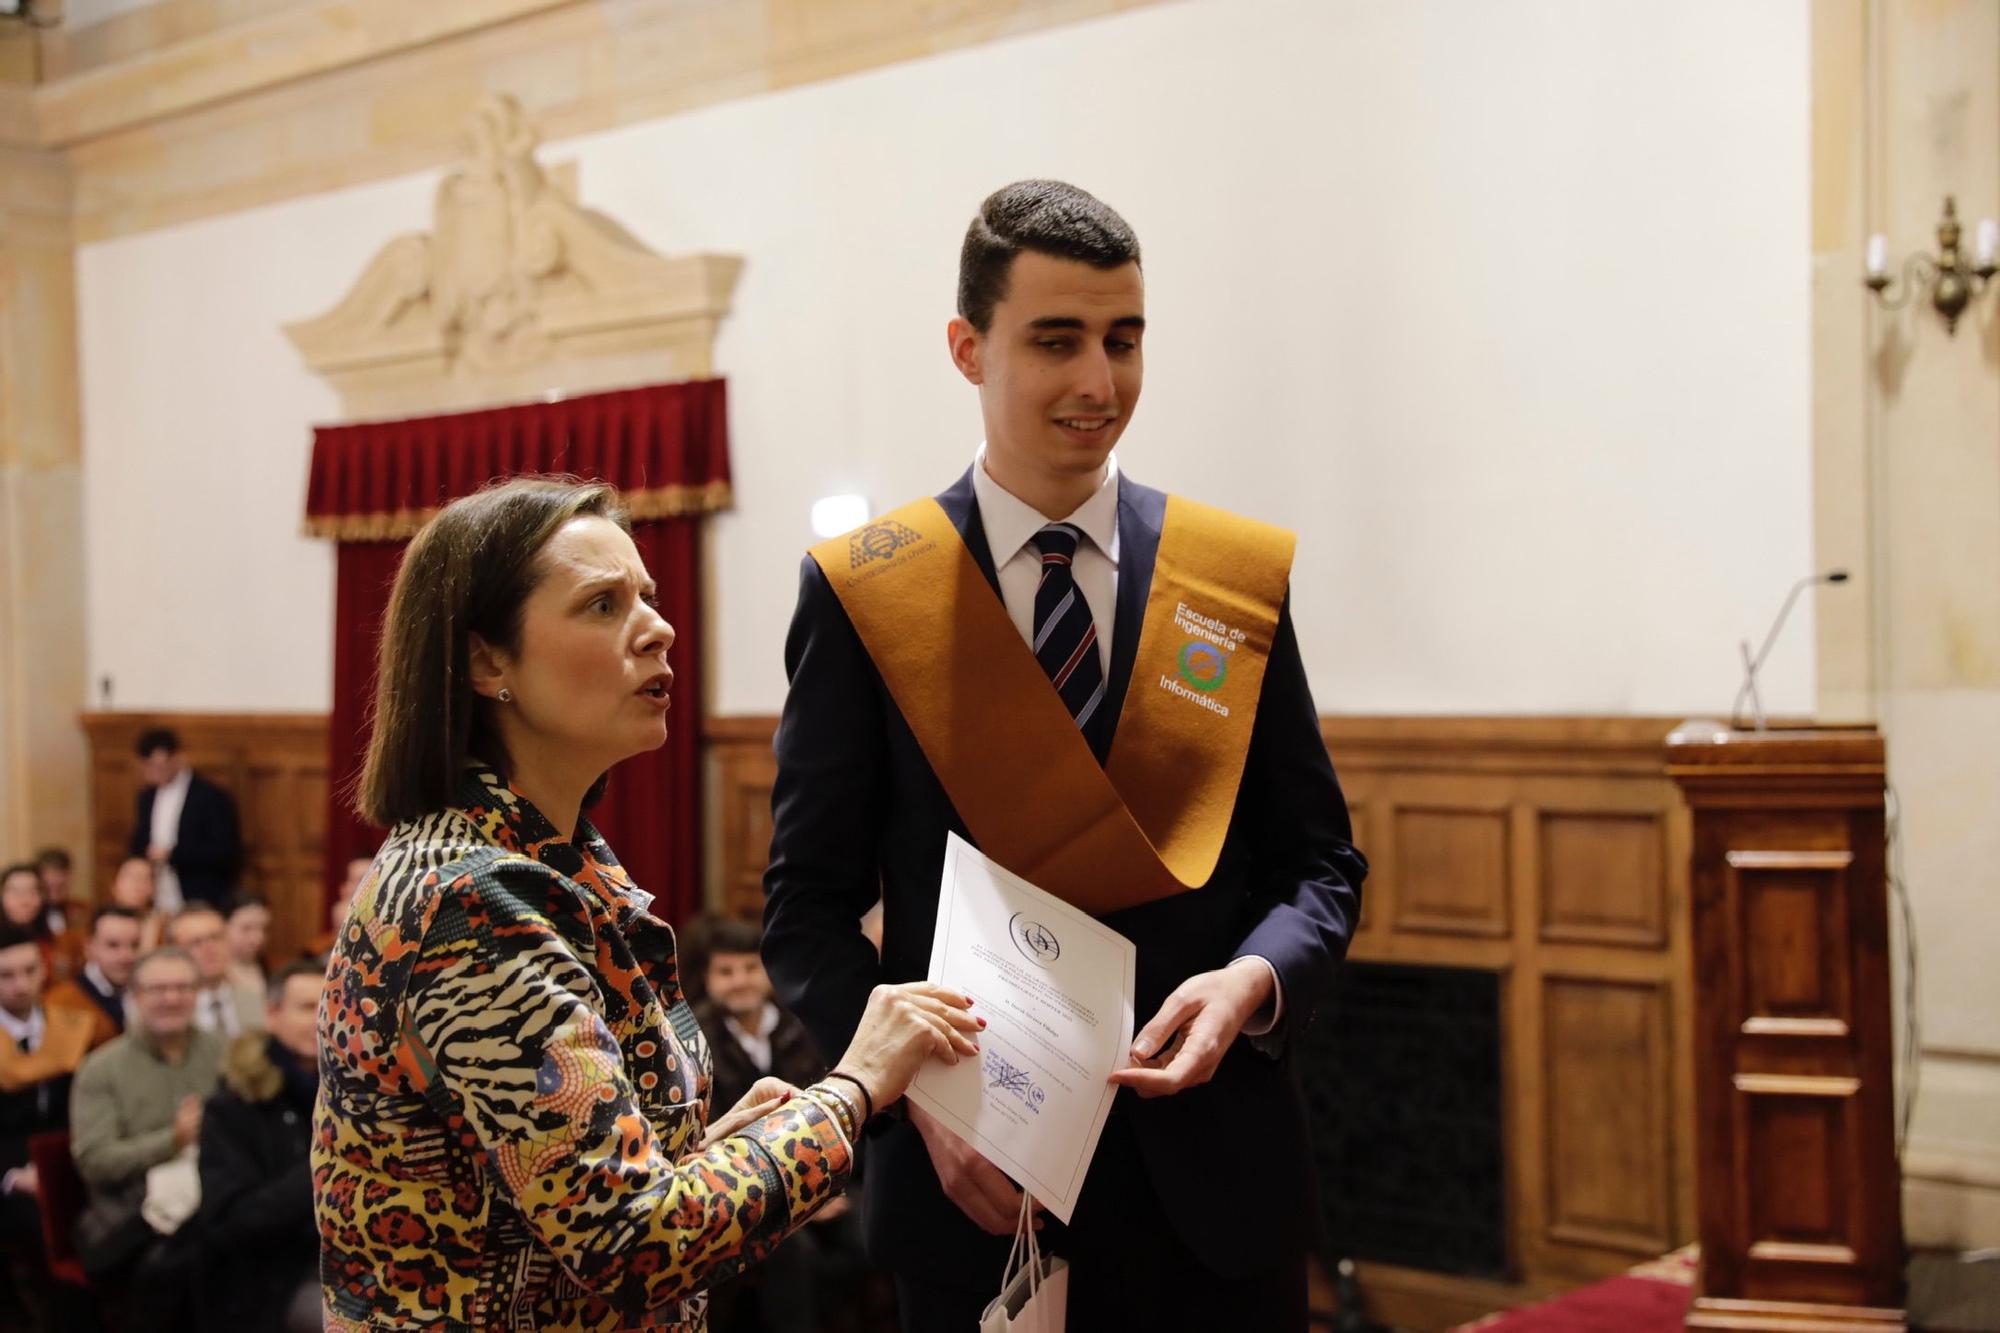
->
[302, 481, 734, 541]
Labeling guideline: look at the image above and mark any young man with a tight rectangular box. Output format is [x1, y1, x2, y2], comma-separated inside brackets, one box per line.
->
[128, 728, 242, 909]
[763, 180, 1366, 1329]
[0, 925, 78, 1329]
[45, 907, 143, 1050]
[197, 960, 324, 1332]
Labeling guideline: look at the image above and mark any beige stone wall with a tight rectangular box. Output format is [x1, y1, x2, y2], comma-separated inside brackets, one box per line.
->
[0, 138, 89, 891]
[1813, 0, 2000, 1248]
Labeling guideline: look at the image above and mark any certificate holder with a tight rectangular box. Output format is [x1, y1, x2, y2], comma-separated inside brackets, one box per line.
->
[906, 833, 1137, 1224]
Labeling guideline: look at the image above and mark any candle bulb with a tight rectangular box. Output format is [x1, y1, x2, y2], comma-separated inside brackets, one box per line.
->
[1865, 234, 1888, 279]
[1978, 219, 1997, 269]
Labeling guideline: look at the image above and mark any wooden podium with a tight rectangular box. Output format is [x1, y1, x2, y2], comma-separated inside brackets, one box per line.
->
[1666, 723, 1905, 1331]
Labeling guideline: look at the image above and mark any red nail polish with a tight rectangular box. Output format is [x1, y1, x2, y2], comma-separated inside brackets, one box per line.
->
[977, 1017, 988, 1028]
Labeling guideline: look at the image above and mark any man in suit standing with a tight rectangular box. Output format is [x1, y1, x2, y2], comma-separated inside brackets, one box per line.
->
[128, 728, 242, 910]
[762, 180, 1366, 1330]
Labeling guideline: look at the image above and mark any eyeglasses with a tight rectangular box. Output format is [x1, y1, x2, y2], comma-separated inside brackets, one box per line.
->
[134, 981, 198, 996]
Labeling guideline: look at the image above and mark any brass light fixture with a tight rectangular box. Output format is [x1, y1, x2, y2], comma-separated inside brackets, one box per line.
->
[1864, 195, 1999, 334]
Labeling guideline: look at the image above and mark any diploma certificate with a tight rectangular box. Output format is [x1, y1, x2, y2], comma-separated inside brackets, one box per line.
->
[905, 832, 1136, 1224]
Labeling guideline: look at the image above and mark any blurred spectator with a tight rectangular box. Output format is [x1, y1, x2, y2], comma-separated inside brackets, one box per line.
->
[222, 896, 271, 1022]
[307, 853, 372, 958]
[0, 864, 72, 984]
[197, 960, 323, 1333]
[167, 906, 258, 1037]
[69, 946, 222, 1327]
[108, 858, 167, 952]
[46, 907, 142, 1051]
[0, 923, 91, 1329]
[129, 728, 241, 910]
[694, 917, 864, 1333]
[31, 849, 74, 936]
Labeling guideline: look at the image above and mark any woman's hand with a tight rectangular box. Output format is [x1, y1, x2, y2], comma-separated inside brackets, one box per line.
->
[834, 982, 982, 1113]
[699, 1076, 799, 1151]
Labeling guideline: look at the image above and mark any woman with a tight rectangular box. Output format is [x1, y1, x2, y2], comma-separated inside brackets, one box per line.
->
[107, 856, 168, 951]
[0, 861, 77, 981]
[221, 893, 271, 1020]
[314, 477, 981, 1330]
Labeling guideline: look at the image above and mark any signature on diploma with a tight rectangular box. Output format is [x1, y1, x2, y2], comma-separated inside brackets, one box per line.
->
[983, 1049, 1047, 1114]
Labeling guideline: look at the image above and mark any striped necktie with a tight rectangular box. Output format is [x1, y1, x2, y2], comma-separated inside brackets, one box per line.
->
[1030, 524, 1107, 729]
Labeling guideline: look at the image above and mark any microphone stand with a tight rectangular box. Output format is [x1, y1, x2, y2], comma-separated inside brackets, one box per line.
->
[1733, 571, 1848, 731]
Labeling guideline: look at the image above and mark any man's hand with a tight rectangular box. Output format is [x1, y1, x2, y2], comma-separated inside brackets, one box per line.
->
[146, 844, 170, 863]
[907, 1099, 1037, 1237]
[1107, 958, 1274, 1099]
[172, 1094, 203, 1150]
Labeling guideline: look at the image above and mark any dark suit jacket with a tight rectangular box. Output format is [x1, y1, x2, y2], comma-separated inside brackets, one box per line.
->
[762, 468, 1367, 1281]
[691, 998, 826, 1120]
[129, 770, 242, 906]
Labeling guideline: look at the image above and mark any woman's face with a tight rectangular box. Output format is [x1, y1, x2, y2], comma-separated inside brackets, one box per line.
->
[111, 859, 155, 911]
[477, 516, 676, 777]
[0, 872, 42, 927]
[225, 904, 270, 964]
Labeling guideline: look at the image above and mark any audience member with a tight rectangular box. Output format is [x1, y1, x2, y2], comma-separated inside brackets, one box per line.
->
[221, 895, 271, 1023]
[0, 864, 69, 984]
[307, 853, 372, 958]
[108, 857, 167, 951]
[0, 924, 87, 1329]
[31, 849, 74, 936]
[167, 906, 258, 1037]
[128, 728, 242, 910]
[694, 917, 864, 1333]
[69, 946, 222, 1326]
[45, 907, 142, 1051]
[196, 960, 323, 1333]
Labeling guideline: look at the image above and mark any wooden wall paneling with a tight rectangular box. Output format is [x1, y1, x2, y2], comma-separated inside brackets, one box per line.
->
[704, 716, 777, 922]
[81, 712, 329, 964]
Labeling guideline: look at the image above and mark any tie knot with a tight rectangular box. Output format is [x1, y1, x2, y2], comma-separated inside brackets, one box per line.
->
[1032, 524, 1081, 562]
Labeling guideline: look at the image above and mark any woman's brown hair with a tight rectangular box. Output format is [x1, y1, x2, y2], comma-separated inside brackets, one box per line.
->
[357, 476, 629, 827]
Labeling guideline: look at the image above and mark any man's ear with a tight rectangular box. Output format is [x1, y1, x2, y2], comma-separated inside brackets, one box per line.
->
[467, 633, 508, 700]
[946, 317, 985, 386]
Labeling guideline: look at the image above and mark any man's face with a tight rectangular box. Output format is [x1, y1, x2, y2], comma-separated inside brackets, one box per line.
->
[0, 872, 43, 928]
[139, 747, 184, 788]
[131, 957, 198, 1038]
[225, 904, 270, 964]
[706, 950, 772, 1022]
[168, 911, 228, 984]
[38, 865, 71, 904]
[266, 973, 323, 1063]
[950, 251, 1145, 488]
[89, 916, 142, 988]
[0, 943, 45, 1019]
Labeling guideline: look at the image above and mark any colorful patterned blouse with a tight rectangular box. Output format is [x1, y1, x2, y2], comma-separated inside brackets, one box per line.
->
[313, 768, 854, 1330]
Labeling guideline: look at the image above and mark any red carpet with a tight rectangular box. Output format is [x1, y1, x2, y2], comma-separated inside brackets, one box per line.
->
[1453, 1247, 1697, 1332]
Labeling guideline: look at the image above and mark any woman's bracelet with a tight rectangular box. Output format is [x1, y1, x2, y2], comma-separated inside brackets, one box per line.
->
[804, 1083, 860, 1142]
[822, 1069, 876, 1124]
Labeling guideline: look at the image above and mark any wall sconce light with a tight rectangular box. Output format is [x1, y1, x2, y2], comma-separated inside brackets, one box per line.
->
[1864, 195, 1998, 335]
[810, 494, 872, 539]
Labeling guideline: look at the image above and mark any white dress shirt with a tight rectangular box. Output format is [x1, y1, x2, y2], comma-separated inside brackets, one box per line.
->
[194, 984, 241, 1037]
[149, 766, 192, 914]
[971, 446, 1120, 679]
[724, 1002, 782, 1075]
[966, 448, 1282, 1034]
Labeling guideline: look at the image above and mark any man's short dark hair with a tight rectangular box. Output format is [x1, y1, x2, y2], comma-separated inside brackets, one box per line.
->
[0, 923, 39, 955]
[33, 847, 70, 872]
[957, 179, 1141, 333]
[266, 958, 325, 1005]
[135, 727, 182, 759]
[706, 916, 762, 959]
[224, 892, 268, 918]
[91, 906, 141, 935]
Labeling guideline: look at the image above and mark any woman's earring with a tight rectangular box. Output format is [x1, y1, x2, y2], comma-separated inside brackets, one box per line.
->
[497, 688, 513, 703]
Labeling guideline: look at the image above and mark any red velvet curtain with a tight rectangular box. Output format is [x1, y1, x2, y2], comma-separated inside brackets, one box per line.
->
[310, 381, 730, 929]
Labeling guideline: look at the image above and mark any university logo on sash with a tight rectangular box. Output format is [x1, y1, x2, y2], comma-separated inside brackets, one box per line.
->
[809, 493, 1295, 915]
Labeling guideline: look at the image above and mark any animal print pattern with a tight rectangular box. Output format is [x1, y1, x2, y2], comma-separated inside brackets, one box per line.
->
[313, 767, 852, 1330]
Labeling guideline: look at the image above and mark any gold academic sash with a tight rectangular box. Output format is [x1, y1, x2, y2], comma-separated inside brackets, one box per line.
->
[809, 494, 1295, 915]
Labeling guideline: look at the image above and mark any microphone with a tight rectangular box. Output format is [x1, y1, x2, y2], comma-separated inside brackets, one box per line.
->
[1733, 569, 1850, 731]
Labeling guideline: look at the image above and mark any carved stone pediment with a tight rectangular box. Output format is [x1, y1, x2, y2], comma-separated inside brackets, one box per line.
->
[285, 95, 741, 418]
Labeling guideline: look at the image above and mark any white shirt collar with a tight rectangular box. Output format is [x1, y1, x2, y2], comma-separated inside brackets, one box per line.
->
[162, 767, 193, 799]
[0, 1005, 43, 1047]
[972, 445, 1121, 570]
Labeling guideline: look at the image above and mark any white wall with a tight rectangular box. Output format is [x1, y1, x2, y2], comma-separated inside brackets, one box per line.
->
[78, 0, 1812, 718]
